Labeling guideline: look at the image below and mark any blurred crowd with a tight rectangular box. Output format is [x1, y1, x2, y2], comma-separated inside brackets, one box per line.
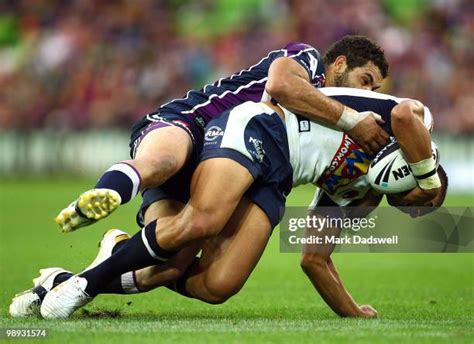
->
[0, 0, 473, 133]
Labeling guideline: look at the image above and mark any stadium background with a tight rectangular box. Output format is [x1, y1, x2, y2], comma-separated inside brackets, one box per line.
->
[0, 1, 472, 343]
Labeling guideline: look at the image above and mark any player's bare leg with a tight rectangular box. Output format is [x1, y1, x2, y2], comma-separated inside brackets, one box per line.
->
[116, 197, 271, 300]
[118, 158, 255, 291]
[153, 158, 254, 251]
[79, 198, 200, 293]
[83, 196, 269, 295]
[38, 197, 270, 319]
[178, 197, 272, 304]
[132, 199, 201, 291]
[55, 125, 193, 232]
[61, 197, 269, 296]
[43, 157, 253, 310]
[15, 198, 196, 315]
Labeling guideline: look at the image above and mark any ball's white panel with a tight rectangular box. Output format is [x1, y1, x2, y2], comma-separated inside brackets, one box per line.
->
[368, 141, 439, 193]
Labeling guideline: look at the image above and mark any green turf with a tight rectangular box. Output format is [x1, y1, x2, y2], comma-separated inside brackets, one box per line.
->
[0, 179, 473, 343]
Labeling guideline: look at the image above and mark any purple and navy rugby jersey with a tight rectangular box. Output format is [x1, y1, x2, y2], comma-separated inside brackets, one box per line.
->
[147, 42, 326, 131]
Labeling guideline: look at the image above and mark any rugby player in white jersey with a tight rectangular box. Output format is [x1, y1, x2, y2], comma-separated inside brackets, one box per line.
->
[35, 87, 446, 319]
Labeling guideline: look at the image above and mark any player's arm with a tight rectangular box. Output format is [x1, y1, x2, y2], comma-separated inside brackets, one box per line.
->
[300, 192, 381, 318]
[266, 57, 388, 156]
[389, 100, 441, 206]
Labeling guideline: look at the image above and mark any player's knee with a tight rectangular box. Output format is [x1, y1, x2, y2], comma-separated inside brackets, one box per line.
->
[131, 153, 182, 188]
[182, 214, 220, 241]
[202, 274, 242, 304]
[169, 216, 211, 246]
[147, 155, 181, 182]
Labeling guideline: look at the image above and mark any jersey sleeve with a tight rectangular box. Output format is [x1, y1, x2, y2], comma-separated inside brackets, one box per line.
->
[283, 42, 325, 86]
[329, 95, 398, 136]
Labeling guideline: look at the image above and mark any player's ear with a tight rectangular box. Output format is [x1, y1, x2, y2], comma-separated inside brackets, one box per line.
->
[332, 55, 348, 73]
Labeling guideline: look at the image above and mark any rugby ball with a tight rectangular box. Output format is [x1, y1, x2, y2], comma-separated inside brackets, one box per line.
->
[367, 141, 439, 193]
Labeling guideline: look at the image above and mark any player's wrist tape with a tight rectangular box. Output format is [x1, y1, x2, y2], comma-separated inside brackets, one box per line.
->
[409, 158, 441, 190]
[337, 107, 381, 131]
[336, 106, 359, 131]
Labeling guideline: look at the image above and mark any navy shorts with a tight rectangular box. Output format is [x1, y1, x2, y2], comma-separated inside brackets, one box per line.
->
[130, 112, 204, 226]
[130, 103, 293, 229]
[200, 101, 293, 229]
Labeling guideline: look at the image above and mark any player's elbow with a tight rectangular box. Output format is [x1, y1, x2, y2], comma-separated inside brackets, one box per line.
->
[391, 103, 413, 126]
[391, 100, 424, 127]
[300, 252, 328, 273]
[266, 59, 295, 101]
[265, 77, 291, 102]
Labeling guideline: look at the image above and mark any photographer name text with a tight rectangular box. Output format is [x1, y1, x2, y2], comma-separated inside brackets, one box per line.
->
[288, 235, 399, 245]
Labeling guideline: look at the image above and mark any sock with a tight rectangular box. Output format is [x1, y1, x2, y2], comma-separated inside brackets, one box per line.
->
[165, 257, 200, 299]
[111, 238, 128, 255]
[167, 276, 193, 298]
[94, 235, 131, 293]
[52, 272, 74, 288]
[95, 162, 141, 203]
[80, 220, 176, 296]
[45, 241, 130, 295]
[92, 238, 136, 294]
[101, 271, 140, 294]
[32, 286, 48, 301]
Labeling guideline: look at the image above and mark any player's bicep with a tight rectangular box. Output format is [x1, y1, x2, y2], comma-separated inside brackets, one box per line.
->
[266, 56, 311, 101]
[267, 57, 310, 86]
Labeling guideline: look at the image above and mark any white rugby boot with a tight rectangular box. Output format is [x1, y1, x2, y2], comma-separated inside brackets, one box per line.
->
[82, 229, 131, 272]
[41, 276, 92, 319]
[9, 267, 71, 317]
[55, 189, 121, 233]
[40, 229, 130, 319]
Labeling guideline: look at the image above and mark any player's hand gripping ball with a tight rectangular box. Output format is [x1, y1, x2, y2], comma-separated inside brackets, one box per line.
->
[367, 140, 439, 193]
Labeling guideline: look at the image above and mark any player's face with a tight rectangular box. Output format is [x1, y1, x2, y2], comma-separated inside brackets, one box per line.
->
[334, 61, 384, 91]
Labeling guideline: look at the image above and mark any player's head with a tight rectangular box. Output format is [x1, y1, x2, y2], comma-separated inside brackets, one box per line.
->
[323, 35, 389, 91]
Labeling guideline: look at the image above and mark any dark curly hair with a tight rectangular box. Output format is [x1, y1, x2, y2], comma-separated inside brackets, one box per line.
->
[323, 35, 389, 78]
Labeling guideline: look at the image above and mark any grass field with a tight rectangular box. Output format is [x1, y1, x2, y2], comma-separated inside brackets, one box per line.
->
[0, 178, 473, 343]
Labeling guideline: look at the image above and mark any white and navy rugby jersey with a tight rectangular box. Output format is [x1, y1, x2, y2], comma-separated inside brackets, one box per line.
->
[157, 42, 326, 128]
[282, 87, 433, 207]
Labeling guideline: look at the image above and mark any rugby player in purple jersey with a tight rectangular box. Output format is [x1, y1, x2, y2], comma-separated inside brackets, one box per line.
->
[54, 35, 389, 234]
